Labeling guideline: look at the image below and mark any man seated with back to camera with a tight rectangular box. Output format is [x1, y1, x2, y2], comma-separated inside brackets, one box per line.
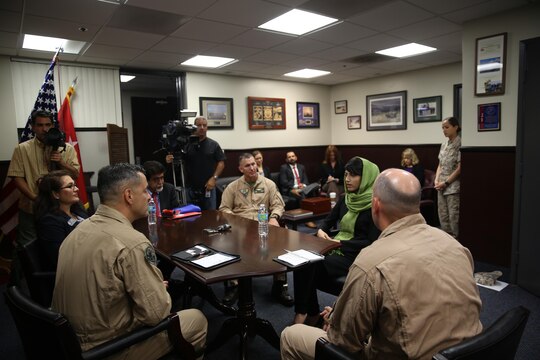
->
[52, 163, 208, 360]
[280, 168, 482, 360]
[166, 116, 225, 210]
[219, 153, 293, 306]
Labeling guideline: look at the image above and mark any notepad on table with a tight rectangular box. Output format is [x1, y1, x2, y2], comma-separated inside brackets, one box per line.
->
[274, 249, 324, 268]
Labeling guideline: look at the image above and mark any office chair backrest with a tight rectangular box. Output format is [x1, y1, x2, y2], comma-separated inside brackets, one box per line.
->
[17, 239, 56, 307]
[433, 305, 530, 360]
[5, 285, 83, 360]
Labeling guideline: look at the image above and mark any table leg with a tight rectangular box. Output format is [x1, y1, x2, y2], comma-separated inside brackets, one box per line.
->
[184, 276, 237, 316]
[206, 277, 280, 358]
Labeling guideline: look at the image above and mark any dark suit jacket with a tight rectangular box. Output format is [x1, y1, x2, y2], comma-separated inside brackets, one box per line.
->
[279, 163, 308, 195]
[156, 182, 180, 212]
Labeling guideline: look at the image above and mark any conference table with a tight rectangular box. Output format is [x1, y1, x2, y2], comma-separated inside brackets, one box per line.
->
[135, 210, 338, 359]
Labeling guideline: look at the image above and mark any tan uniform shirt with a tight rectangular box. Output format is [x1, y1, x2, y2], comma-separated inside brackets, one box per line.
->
[7, 138, 79, 213]
[328, 213, 482, 360]
[438, 135, 461, 195]
[52, 205, 171, 356]
[219, 175, 285, 220]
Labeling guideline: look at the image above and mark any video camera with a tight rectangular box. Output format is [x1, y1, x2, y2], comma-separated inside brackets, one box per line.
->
[44, 127, 66, 152]
[160, 119, 198, 153]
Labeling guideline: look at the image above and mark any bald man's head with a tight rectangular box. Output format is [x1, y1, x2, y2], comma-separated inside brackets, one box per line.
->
[373, 169, 421, 224]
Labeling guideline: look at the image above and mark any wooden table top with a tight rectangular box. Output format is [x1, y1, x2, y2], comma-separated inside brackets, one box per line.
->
[135, 210, 338, 285]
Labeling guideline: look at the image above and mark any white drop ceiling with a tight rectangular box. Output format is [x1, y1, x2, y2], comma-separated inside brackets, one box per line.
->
[0, 0, 532, 85]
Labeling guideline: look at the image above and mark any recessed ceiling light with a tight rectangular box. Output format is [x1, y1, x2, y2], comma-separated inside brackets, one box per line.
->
[120, 75, 136, 82]
[284, 69, 331, 78]
[180, 55, 236, 68]
[23, 34, 86, 54]
[376, 43, 436, 58]
[259, 9, 338, 36]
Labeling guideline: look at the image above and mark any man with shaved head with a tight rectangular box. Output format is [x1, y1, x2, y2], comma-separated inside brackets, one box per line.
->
[281, 169, 482, 360]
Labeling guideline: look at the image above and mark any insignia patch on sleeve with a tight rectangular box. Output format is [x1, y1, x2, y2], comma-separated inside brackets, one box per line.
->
[144, 245, 157, 265]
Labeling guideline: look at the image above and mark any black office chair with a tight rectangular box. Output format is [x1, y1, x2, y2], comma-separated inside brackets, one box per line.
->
[4, 285, 197, 360]
[17, 239, 56, 307]
[315, 306, 530, 360]
[433, 305, 530, 360]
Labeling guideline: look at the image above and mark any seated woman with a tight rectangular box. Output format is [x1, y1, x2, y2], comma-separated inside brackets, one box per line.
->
[320, 145, 345, 198]
[292, 157, 381, 325]
[401, 147, 425, 186]
[34, 170, 88, 271]
[252, 149, 271, 178]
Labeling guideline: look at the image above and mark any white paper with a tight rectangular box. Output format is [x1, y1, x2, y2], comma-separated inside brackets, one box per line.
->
[277, 249, 323, 267]
[477, 280, 509, 292]
[192, 253, 235, 268]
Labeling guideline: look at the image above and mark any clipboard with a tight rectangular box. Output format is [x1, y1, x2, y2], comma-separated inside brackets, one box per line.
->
[171, 244, 240, 271]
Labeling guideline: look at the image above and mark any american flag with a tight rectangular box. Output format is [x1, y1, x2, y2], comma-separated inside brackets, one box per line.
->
[0, 52, 59, 259]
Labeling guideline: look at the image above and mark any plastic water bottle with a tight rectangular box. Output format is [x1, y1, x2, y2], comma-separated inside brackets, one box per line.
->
[329, 192, 337, 208]
[148, 198, 157, 225]
[258, 204, 269, 236]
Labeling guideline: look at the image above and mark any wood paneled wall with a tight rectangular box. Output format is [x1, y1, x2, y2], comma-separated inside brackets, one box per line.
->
[460, 147, 516, 267]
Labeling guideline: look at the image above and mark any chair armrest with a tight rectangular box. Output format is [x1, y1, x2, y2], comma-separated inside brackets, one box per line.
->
[82, 314, 176, 360]
[315, 338, 356, 360]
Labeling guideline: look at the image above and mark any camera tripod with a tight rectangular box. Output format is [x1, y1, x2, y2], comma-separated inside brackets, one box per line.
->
[170, 155, 188, 206]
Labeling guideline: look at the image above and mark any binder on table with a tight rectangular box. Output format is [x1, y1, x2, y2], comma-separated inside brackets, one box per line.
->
[171, 244, 240, 271]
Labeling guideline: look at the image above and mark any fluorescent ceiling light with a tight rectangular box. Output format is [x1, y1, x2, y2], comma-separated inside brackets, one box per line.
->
[97, 0, 128, 4]
[180, 55, 236, 68]
[259, 9, 338, 36]
[23, 34, 86, 54]
[376, 43, 436, 58]
[284, 68, 331, 78]
[120, 75, 136, 82]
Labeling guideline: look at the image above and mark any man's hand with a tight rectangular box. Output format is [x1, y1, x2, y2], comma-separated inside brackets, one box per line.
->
[50, 150, 63, 163]
[269, 218, 280, 227]
[165, 154, 174, 164]
[205, 176, 216, 191]
[326, 175, 335, 184]
[320, 306, 333, 332]
[291, 189, 302, 198]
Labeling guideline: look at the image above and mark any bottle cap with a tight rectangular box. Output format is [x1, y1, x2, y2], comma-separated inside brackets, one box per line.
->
[329, 192, 336, 199]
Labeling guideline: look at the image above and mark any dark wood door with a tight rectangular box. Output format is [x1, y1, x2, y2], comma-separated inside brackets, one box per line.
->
[513, 36, 540, 296]
[131, 96, 178, 164]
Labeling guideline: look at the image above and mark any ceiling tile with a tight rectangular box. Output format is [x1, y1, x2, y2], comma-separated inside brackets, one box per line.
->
[0, 0, 23, 12]
[387, 17, 462, 42]
[94, 27, 165, 49]
[405, 0, 488, 15]
[22, 15, 99, 41]
[83, 43, 144, 61]
[346, 33, 407, 53]
[171, 19, 248, 42]
[76, 55, 128, 66]
[442, 0, 531, 24]
[108, 4, 189, 35]
[282, 56, 330, 69]
[200, 44, 261, 58]
[127, 0, 217, 17]
[347, 1, 434, 32]
[198, 0, 289, 27]
[152, 37, 218, 54]
[0, 10, 21, 32]
[300, 0, 394, 19]
[0, 46, 17, 56]
[0, 31, 18, 48]
[133, 50, 187, 64]
[244, 50, 299, 64]
[272, 38, 333, 56]
[412, 50, 462, 66]
[227, 29, 294, 49]
[306, 22, 376, 44]
[313, 46, 364, 61]
[124, 60, 177, 70]
[25, 0, 116, 25]
[220, 60, 271, 72]
[422, 31, 463, 55]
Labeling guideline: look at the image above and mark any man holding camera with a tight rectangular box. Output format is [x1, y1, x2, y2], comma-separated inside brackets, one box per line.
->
[8, 110, 79, 249]
[166, 116, 225, 210]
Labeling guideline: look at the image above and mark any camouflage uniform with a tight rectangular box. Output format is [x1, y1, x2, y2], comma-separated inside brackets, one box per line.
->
[438, 135, 461, 238]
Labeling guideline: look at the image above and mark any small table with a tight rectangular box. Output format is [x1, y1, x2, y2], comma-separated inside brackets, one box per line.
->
[281, 211, 330, 231]
[136, 210, 338, 360]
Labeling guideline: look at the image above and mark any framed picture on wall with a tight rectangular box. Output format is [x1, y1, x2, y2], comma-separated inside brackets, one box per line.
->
[347, 115, 361, 129]
[413, 96, 442, 123]
[296, 102, 320, 128]
[453, 83, 462, 122]
[247, 97, 286, 130]
[199, 97, 234, 129]
[366, 91, 407, 131]
[334, 100, 347, 114]
[475, 33, 507, 96]
[478, 102, 501, 131]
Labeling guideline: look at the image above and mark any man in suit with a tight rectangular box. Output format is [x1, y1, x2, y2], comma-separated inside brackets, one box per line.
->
[143, 161, 180, 215]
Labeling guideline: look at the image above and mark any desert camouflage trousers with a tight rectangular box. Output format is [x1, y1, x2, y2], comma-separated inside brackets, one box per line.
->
[438, 192, 460, 238]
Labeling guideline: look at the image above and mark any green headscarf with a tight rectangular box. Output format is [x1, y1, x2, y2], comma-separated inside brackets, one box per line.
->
[334, 157, 379, 241]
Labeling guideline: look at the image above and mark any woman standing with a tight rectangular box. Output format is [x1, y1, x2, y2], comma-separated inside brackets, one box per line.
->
[320, 145, 345, 197]
[292, 157, 380, 325]
[34, 170, 88, 270]
[435, 117, 461, 238]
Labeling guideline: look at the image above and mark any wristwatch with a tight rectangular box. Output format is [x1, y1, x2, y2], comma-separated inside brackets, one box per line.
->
[213, 175, 218, 180]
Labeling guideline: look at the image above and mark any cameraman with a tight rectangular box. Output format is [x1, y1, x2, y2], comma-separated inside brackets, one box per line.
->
[8, 110, 80, 259]
[166, 116, 225, 210]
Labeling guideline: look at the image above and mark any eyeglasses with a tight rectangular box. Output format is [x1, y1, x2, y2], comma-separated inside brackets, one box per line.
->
[60, 183, 78, 190]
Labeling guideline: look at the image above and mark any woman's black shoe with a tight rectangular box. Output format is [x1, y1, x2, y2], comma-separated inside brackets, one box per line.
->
[272, 282, 294, 307]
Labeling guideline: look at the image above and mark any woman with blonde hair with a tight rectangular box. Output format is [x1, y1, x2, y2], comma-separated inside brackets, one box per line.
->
[400, 147, 424, 186]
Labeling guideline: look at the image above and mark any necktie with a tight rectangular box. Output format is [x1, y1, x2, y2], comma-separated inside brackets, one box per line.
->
[153, 193, 161, 217]
[293, 166, 301, 187]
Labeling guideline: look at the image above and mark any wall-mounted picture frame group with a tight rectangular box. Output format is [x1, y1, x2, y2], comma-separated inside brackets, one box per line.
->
[347, 115, 361, 129]
[475, 33, 507, 96]
[478, 102, 501, 131]
[334, 100, 347, 114]
[413, 95, 442, 123]
[247, 97, 286, 130]
[366, 91, 407, 131]
[297, 102, 320, 128]
[199, 97, 234, 129]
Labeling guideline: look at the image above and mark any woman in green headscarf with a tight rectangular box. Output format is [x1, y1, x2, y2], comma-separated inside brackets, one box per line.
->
[292, 157, 381, 325]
